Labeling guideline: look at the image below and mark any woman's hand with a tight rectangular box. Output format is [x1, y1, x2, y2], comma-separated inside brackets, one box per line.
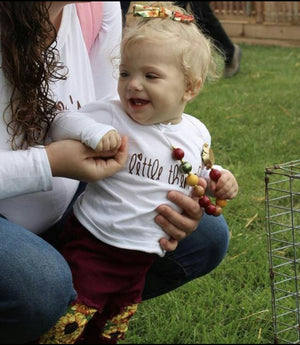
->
[156, 189, 203, 252]
[46, 136, 128, 182]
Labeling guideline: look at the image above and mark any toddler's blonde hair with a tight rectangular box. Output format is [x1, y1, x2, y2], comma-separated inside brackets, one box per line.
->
[122, 2, 221, 95]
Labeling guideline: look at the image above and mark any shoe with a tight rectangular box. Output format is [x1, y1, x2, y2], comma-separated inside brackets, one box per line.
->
[224, 44, 242, 78]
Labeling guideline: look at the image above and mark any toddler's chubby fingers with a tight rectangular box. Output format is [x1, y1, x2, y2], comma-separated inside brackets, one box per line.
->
[214, 180, 238, 200]
[96, 130, 121, 153]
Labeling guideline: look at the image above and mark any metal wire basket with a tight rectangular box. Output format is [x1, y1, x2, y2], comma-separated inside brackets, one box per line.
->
[265, 159, 300, 344]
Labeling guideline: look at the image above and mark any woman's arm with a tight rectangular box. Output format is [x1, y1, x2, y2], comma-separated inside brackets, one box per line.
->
[46, 137, 128, 182]
[0, 136, 128, 200]
[0, 148, 52, 199]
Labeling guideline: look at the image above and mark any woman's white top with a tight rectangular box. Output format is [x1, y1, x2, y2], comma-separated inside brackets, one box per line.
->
[0, 2, 122, 233]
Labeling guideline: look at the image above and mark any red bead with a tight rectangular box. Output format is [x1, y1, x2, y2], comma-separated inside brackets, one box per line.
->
[199, 195, 211, 208]
[205, 204, 216, 215]
[209, 168, 222, 182]
[172, 148, 185, 160]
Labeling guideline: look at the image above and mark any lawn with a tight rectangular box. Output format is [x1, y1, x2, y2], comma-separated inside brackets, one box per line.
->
[119, 43, 300, 344]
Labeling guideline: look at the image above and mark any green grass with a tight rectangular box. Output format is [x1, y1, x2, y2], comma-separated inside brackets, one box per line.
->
[119, 44, 300, 344]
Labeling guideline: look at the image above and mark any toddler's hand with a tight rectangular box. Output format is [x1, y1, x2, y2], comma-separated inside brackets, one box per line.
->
[209, 170, 238, 200]
[95, 130, 122, 157]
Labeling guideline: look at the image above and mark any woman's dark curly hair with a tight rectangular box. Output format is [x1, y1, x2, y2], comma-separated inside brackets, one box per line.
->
[0, 1, 68, 149]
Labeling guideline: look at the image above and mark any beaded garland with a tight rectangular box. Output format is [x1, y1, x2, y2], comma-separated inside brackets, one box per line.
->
[172, 143, 227, 217]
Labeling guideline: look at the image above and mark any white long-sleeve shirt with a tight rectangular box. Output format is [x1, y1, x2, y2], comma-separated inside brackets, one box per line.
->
[51, 99, 213, 256]
[0, 2, 122, 233]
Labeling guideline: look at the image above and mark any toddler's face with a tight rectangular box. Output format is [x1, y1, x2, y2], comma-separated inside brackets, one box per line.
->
[118, 39, 189, 125]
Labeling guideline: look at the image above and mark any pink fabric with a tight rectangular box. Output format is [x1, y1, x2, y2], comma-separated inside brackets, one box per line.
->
[76, 2, 103, 53]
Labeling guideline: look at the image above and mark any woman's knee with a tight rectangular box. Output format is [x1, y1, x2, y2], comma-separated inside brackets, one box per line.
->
[143, 214, 230, 300]
[0, 218, 76, 343]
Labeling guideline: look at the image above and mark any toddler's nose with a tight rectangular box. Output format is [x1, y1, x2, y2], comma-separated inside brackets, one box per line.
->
[128, 78, 143, 92]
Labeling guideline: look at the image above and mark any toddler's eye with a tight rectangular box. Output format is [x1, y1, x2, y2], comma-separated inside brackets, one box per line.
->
[119, 71, 129, 78]
[146, 74, 159, 79]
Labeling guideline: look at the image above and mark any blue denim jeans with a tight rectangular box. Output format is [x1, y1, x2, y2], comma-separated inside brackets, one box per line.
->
[0, 217, 77, 344]
[0, 208, 229, 343]
[143, 212, 230, 299]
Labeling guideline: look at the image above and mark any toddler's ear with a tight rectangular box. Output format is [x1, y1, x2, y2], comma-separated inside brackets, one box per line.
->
[183, 79, 202, 102]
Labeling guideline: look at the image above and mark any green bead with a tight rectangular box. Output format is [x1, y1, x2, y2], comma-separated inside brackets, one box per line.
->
[180, 161, 192, 174]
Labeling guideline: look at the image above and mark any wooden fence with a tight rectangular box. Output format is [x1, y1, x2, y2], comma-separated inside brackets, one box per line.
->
[210, 1, 300, 47]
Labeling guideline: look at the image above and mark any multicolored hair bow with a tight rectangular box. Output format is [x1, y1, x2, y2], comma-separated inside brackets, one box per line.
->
[132, 4, 194, 23]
